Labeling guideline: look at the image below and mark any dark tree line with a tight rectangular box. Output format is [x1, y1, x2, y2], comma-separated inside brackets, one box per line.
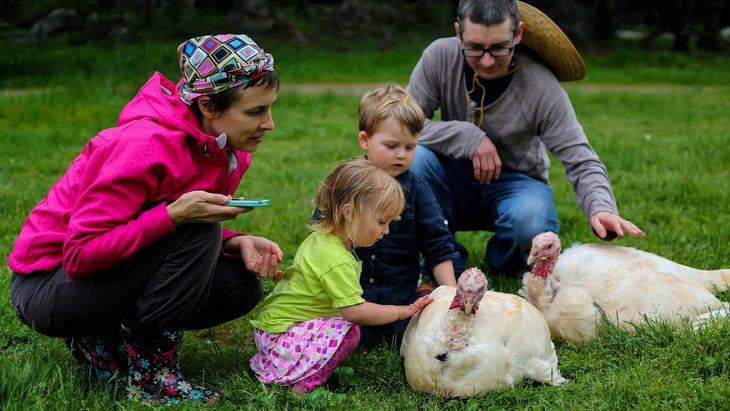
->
[2, 0, 728, 51]
[582, 0, 729, 51]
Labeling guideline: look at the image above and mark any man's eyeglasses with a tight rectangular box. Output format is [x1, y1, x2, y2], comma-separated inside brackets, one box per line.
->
[460, 35, 516, 58]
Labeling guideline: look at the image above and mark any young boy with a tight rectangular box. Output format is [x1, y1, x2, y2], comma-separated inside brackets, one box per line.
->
[353, 84, 459, 348]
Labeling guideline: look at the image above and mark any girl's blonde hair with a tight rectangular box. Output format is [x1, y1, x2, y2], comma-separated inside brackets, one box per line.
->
[310, 157, 405, 245]
[358, 83, 425, 136]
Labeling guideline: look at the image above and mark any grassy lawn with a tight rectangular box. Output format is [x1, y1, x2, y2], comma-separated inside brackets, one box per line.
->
[1, 32, 730, 410]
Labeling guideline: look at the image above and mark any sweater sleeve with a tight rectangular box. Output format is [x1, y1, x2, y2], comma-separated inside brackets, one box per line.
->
[526, 72, 618, 218]
[62, 135, 181, 279]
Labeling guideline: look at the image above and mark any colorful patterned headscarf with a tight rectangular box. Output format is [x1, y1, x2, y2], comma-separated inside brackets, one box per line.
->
[176, 34, 274, 105]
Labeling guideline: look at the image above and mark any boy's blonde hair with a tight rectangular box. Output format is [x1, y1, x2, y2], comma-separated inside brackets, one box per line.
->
[358, 83, 425, 136]
[311, 157, 405, 245]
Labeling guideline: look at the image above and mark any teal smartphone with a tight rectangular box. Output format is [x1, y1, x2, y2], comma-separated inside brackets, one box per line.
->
[226, 198, 270, 207]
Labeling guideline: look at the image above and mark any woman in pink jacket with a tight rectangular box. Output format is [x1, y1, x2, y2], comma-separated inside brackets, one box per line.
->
[8, 34, 283, 405]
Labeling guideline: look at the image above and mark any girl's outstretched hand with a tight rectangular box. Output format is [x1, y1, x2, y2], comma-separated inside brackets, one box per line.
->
[401, 295, 433, 319]
[340, 296, 435, 325]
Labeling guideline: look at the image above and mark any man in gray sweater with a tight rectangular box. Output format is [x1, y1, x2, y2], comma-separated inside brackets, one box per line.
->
[406, 0, 645, 276]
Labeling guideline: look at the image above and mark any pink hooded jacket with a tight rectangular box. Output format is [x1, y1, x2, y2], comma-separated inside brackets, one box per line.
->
[8, 72, 252, 279]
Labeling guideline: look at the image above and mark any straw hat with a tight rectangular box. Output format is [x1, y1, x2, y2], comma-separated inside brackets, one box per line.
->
[517, 1, 585, 81]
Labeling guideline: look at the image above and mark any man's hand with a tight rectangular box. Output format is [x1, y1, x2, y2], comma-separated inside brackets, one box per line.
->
[590, 211, 646, 241]
[472, 135, 502, 184]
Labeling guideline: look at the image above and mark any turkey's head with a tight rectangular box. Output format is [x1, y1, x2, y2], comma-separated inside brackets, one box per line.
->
[527, 232, 561, 279]
[450, 267, 487, 315]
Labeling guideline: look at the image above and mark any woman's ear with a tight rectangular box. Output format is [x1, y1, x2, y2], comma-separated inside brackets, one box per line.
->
[196, 96, 216, 119]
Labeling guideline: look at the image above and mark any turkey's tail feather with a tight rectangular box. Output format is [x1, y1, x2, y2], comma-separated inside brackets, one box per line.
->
[701, 268, 730, 292]
[693, 302, 730, 331]
[663, 265, 730, 293]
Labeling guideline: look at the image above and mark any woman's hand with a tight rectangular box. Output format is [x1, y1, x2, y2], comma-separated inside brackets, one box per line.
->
[166, 191, 252, 226]
[224, 235, 284, 282]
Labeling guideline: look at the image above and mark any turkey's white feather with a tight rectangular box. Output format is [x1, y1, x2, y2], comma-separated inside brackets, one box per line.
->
[402, 268, 566, 398]
[519, 232, 730, 343]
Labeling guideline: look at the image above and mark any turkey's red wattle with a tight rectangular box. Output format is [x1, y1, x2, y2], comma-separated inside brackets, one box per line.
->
[531, 259, 556, 280]
[449, 294, 464, 311]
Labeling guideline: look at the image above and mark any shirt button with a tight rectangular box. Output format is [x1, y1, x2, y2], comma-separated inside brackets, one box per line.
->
[370, 255, 376, 260]
[444, 219, 449, 226]
[369, 278, 375, 283]
[396, 215, 402, 221]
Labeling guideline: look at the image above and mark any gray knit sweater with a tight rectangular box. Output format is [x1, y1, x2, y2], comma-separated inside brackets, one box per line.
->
[406, 36, 618, 219]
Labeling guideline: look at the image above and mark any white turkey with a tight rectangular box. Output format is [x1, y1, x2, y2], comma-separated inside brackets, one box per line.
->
[519, 232, 730, 343]
[400, 267, 566, 398]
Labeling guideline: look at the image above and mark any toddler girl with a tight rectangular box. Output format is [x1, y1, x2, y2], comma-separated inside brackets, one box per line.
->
[250, 157, 433, 393]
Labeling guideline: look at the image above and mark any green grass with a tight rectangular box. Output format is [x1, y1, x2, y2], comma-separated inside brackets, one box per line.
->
[2, 35, 730, 410]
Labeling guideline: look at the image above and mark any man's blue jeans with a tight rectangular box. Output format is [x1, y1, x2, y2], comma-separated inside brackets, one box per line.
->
[411, 145, 559, 274]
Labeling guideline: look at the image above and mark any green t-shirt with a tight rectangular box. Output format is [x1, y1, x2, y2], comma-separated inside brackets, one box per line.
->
[250, 229, 365, 333]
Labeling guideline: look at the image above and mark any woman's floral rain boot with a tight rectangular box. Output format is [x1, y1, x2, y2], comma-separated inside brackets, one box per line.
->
[122, 324, 220, 405]
[65, 329, 125, 381]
